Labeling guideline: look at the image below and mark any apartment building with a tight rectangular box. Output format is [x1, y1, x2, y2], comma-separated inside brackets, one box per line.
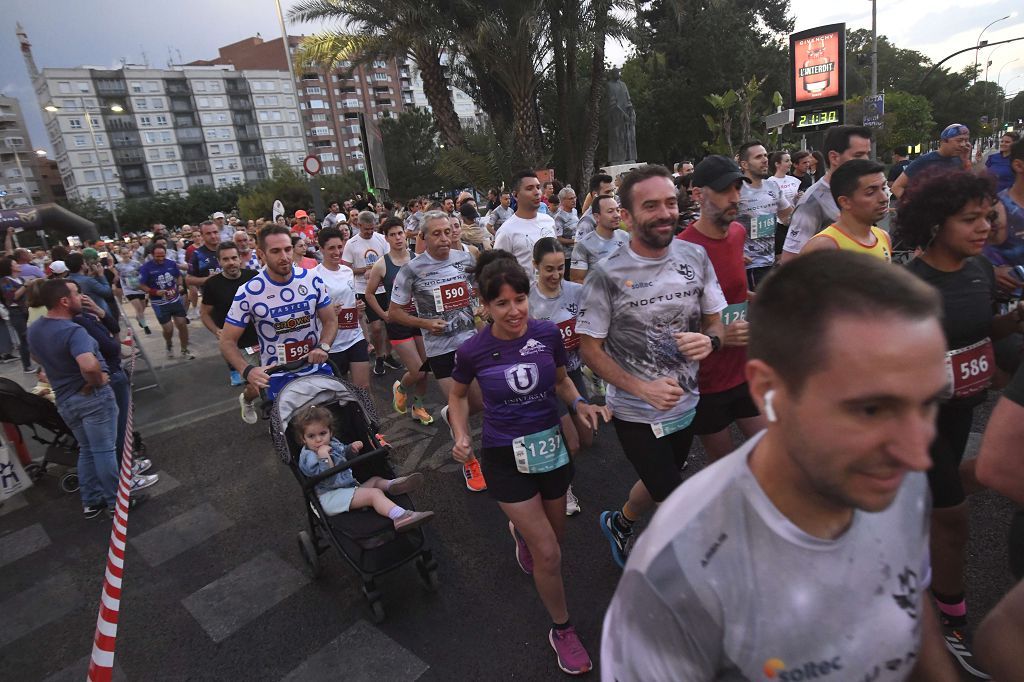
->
[0, 94, 44, 208]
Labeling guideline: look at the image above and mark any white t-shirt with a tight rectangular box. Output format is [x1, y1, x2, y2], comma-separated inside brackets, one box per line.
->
[768, 175, 801, 225]
[492, 213, 557, 274]
[342, 232, 390, 293]
[314, 263, 365, 353]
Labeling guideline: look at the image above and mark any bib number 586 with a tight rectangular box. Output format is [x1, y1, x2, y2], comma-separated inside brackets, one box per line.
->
[959, 355, 989, 380]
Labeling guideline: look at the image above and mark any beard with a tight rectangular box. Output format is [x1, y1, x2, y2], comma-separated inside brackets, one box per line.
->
[634, 216, 677, 250]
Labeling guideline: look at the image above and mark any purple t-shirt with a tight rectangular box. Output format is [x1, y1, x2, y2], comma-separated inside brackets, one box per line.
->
[451, 319, 567, 448]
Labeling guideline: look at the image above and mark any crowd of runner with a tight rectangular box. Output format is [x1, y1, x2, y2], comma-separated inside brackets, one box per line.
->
[4, 123, 1024, 680]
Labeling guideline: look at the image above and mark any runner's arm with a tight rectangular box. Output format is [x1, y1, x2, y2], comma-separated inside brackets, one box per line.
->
[387, 300, 439, 332]
[316, 301, 339, 350]
[199, 303, 220, 338]
[185, 273, 208, 287]
[890, 171, 909, 199]
[218, 324, 252, 375]
[799, 234, 839, 254]
[908, 600, 959, 681]
[975, 392, 1024, 506]
[363, 262, 388, 320]
[580, 335, 653, 399]
[447, 378, 473, 462]
[990, 304, 1023, 340]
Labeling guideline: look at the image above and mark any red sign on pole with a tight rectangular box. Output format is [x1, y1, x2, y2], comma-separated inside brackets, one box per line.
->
[302, 155, 322, 176]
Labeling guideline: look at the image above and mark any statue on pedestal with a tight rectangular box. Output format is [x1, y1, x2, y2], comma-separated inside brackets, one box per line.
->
[607, 69, 637, 165]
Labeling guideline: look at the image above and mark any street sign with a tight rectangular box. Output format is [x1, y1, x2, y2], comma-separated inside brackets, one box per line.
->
[863, 94, 884, 127]
[764, 109, 795, 129]
[302, 154, 322, 176]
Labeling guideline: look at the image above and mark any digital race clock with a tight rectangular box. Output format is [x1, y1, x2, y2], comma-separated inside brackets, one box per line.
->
[795, 106, 843, 130]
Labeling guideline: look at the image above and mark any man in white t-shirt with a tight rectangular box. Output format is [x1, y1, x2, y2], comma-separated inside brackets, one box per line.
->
[493, 169, 557, 275]
[602, 251, 956, 682]
[315, 226, 370, 388]
[736, 141, 792, 289]
[342, 210, 391, 375]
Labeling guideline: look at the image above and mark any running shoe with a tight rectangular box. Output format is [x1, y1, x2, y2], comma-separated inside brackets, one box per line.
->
[373, 357, 386, 375]
[0, 353, 15, 363]
[392, 380, 408, 414]
[549, 626, 593, 675]
[599, 510, 632, 568]
[383, 354, 403, 370]
[230, 369, 243, 386]
[462, 458, 487, 492]
[107, 494, 146, 517]
[239, 393, 259, 425]
[941, 619, 990, 679]
[130, 473, 159, 493]
[410, 405, 434, 425]
[440, 405, 454, 440]
[142, 325, 152, 335]
[181, 348, 196, 360]
[393, 509, 435, 532]
[83, 504, 104, 519]
[166, 347, 174, 359]
[565, 485, 581, 516]
[131, 458, 153, 476]
[509, 521, 533, 575]
[23, 364, 39, 374]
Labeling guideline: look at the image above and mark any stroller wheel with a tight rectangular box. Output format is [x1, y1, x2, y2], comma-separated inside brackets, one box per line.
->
[24, 462, 44, 482]
[416, 558, 440, 592]
[369, 598, 385, 624]
[297, 531, 323, 579]
[60, 473, 80, 494]
[362, 583, 385, 623]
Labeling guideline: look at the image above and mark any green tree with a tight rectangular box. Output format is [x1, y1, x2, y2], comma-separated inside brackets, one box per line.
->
[58, 197, 114, 236]
[378, 107, 443, 199]
[847, 90, 935, 157]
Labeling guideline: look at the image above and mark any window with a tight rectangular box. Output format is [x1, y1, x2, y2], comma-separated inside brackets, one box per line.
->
[271, 111, 282, 121]
[151, 98, 164, 109]
[99, 152, 110, 162]
[372, 60, 387, 69]
[77, 82, 89, 93]
[73, 135, 88, 147]
[135, 98, 148, 109]
[373, 73, 389, 81]
[208, 81, 221, 92]
[320, 152, 338, 161]
[213, 159, 224, 171]
[146, 81, 159, 93]
[161, 131, 172, 143]
[273, 125, 285, 136]
[163, 148, 175, 159]
[58, 81, 71, 94]
[131, 82, 143, 93]
[147, 149, 159, 161]
[310, 113, 327, 122]
[209, 143, 220, 155]
[218, 128, 230, 139]
[152, 164, 164, 177]
[287, 111, 296, 122]
[212, 97, 224, 107]
[79, 152, 94, 164]
[69, 118, 83, 130]
[139, 116, 152, 127]
[268, 96, 280, 106]
[61, 98, 80, 111]
[156, 115, 168, 125]
[198, 97, 209, 108]
[216, 113, 228, 122]
[94, 133, 106, 145]
[282, 82, 292, 92]
[312, 126, 330, 136]
[193, 81, 207, 92]
[156, 181, 168, 191]
[306, 86, 323, 95]
[84, 169, 98, 182]
[89, 187, 103, 198]
[223, 143, 235, 153]
[170, 179, 184, 190]
[343, 98, 359, 108]
[258, 111, 268, 122]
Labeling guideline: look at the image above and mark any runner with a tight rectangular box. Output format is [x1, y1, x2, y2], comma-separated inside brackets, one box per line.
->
[212, 211, 232, 241]
[314, 227, 370, 390]
[601, 251, 957, 681]
[186, 220, 223, 297]
[678, 156, 767, 462]
[575, 173, 615, 239]
[220, 225, 338, 415]
[568, 195, 628, 283]
[199, 242, 261, 422]
[233, 230, 261, 271]
[388, 210, 487, 492]
[343, 210, 391, 375]
[801, 159, 893, 261]
[290, 210, 317, 242]
[780, 125, 874, 263]
[529, 238, 590, 516]
[768, 150, 801, 256]
[447, 252, 610, 676]
[897, 169, 1020, 678]
[448, 215, 480, 262]
[577, 164, 726, 567]
[494, 170, 558, 276]
[736, 141, 793, 288]
[115, 245, 151, 335]
[552, 187, 579, 275]
[486, 190, 514, 236]
[891, 123, 972, 199]
[138, 244, 194, 360]
[365, 218, 434, 425]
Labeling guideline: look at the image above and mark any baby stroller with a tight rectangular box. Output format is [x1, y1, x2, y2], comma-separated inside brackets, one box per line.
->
[270, 368, 440, 623]
[0, 378, 79, 493]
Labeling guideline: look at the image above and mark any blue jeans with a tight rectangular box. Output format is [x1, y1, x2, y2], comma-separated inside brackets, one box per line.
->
[57, 385, 119, 508]
[109, 370, 130, 462]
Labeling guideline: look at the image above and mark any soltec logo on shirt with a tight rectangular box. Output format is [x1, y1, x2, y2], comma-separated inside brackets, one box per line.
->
[623, 279, 653, 290]
[763, 657, 843, 680]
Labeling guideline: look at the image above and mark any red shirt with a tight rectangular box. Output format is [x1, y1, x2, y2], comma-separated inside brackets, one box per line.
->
[291, 222, 317, 242]
[678, 222, 748, 394]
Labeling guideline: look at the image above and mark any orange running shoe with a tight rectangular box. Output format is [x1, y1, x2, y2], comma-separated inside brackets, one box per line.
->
[392, 380, 408, 414]
[462, 458, 487, 492]
[410, 405, 434, 425]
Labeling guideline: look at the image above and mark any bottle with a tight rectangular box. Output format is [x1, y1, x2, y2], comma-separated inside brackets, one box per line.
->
[801, 38, 833, 95]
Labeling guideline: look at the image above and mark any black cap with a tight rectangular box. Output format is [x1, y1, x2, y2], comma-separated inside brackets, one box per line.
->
[691, 156, 751, 192]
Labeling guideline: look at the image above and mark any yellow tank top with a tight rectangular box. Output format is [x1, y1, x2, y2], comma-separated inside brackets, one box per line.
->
[817, 224, 892, 262]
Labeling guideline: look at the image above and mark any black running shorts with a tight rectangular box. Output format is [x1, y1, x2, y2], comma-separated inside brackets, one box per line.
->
[612, 416, 696, 503]
[480, 445, 574, 504]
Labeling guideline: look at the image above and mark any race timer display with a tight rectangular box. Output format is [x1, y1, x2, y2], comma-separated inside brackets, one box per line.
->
[795, 106, 843, 130]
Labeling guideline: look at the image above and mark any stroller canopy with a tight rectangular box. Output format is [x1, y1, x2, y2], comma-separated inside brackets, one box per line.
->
[272, 374, 371, 435]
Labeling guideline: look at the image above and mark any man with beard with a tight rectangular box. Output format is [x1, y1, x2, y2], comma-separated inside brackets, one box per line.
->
[736, 141, 793, 289]
[678, 156, 768, 463]
[578, 164, 726, 568]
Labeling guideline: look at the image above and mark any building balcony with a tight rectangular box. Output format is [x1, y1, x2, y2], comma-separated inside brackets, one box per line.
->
[170, 100, 194, 113]
[224, 80, 249, 95]
[113, 149, 144, 164]
[184, 159, 211, 174]
[234, 125, 259, 141]
[229, 97, 253, 111]
[177, 128, 203, 143]
[165, 82, 191, 96]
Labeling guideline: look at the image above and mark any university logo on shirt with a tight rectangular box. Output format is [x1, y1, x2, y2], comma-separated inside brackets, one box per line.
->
[505, 363, 539, 395]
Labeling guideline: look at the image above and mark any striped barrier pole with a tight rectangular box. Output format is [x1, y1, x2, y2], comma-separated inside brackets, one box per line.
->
[87, 334, 136, 682]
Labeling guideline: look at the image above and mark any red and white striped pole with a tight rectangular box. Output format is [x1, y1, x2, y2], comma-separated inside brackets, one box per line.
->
[87, 335, 136, 682]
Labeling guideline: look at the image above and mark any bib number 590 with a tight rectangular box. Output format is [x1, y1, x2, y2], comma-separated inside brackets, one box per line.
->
[433, 281, 471, 312]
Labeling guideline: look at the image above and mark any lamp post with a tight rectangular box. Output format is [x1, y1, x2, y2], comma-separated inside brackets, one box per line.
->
[44, 102, 123, 235]
[975, 14, 1014, 85]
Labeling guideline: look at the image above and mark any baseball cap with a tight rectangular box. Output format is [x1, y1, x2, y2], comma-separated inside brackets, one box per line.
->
[691, 156, 751, 192]
[49, 261, 68, 274]
[294, 210, 309, 219]
[212, 211, 226, 219]
[82, 247, 99, 261]
[940, 124, 970, 140]
[337, 214, 348, 223]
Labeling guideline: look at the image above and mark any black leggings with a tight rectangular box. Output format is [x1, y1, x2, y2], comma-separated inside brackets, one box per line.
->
[926, 401, 975, 509]
[612, 416, 696, 503]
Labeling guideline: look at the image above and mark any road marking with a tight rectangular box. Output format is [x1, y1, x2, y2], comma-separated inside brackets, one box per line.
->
[182, 551, 309, 643]
[137, 398, 240, 436]
[280, 620, 429, 682]
[130, 502, 234, 566]
[42, 654, 128, 682]
[0, 572, 82, 648]
[0, 523, 51, 569]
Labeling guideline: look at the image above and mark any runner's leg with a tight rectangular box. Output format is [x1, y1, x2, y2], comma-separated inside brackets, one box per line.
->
[500, 495, 568, 623]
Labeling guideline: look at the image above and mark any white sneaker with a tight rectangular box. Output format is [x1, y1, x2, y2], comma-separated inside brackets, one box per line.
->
[565, 484, 581, 516]
[131, 458, 153, 475]
[239, 393, 258, 425]
[130, 473, 159, 493]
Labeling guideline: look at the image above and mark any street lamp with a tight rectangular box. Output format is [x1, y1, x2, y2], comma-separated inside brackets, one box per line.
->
[975, 14, 1015, 84]
[34, 149, 46, 157]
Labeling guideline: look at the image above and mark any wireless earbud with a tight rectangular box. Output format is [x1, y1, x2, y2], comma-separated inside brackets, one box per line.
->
[764, 389, 778, 423]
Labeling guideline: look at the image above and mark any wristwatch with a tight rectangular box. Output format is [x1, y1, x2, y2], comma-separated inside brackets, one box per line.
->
[706, 334, 721, 352]
[318, 342, 330, 353]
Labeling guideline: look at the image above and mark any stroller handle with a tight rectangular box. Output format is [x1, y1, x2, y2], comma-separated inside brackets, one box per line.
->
[265, 356, 342, 377]
[303, 446, 391, 491]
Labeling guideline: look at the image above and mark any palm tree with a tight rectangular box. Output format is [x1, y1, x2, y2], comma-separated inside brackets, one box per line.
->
[288, 0, 466, 149]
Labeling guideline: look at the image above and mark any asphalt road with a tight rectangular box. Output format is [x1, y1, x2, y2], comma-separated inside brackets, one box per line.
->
[1, 335, 1018, 681]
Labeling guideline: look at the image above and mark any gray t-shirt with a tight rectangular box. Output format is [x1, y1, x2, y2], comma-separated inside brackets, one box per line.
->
[601, 433, 932, 682]
[528, 281, 583, 371]
[577, 241, 727, 423]
[390, 250, 477, 358]
[570, 229, 629, 277]
[486, 205, 514, 232]
[782, 177, 839, 255]
[574, 208, 597, 241]
[738, 181, 791, 269]
[553, 208, 579, 244]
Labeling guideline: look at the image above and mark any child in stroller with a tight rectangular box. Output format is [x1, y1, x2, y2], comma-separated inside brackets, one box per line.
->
[293, 404, 434, 532]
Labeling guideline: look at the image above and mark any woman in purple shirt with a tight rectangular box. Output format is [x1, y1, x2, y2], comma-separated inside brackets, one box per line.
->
[447, 250, 609, 676]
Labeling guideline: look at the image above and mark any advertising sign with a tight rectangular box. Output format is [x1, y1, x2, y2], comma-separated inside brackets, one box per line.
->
[790, 24, 846, 109]
[863, 94, 884, 127]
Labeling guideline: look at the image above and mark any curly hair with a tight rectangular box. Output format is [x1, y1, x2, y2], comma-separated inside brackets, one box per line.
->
[469, 249, 529, 303]
[894, 170, 996, 250]
[290, 405, 333, 446]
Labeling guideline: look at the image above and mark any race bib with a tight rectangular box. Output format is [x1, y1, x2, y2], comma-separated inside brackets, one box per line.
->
[433, 281, 471, 313]
[556, 318, 580, 351]
[944, 338, 994, 399]
[277, 339, 312, 364]
[750, 214, 776, 240]
[512, 425, 570, 474]
[651, 409, 696, 439]
[338, 307, 358, 330]
[722, 302, 747, 326]
[243, 344, 260, 356]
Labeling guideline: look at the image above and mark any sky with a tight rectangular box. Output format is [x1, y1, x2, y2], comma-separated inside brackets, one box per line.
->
[1, 0, 1022, 155]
